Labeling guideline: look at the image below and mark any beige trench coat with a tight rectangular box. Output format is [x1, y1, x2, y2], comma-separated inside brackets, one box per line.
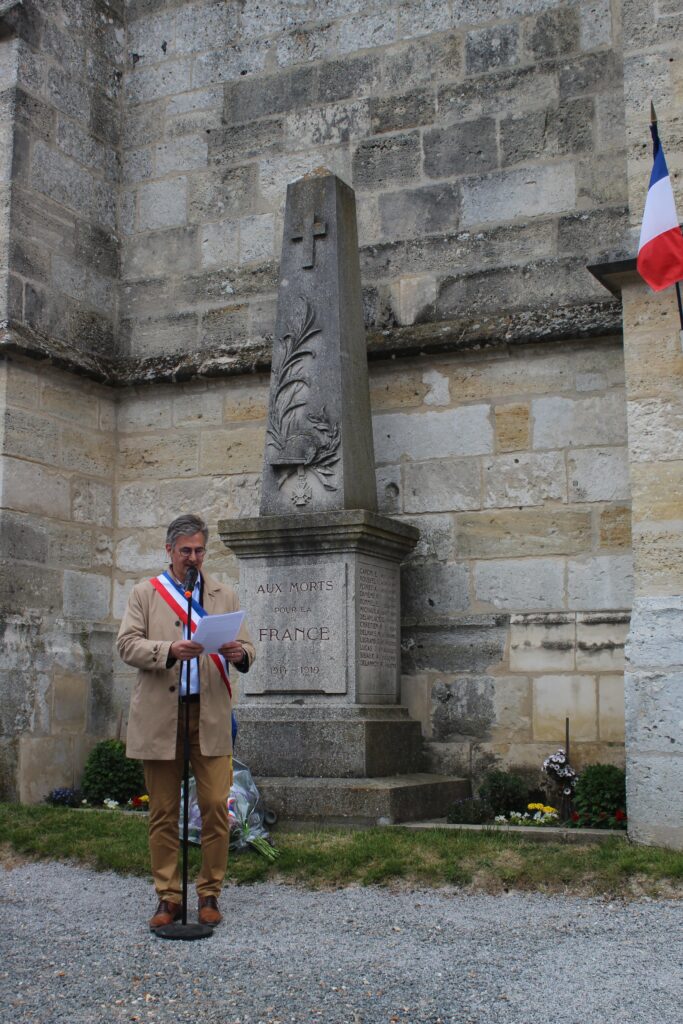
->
[117, 572, 255, 760]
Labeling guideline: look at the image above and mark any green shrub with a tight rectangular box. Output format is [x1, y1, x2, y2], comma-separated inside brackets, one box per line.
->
[478, 769, 528, 816]
[81, 740, 145, 805]
[446, 799, 494, 825]
[571, 764, 627, 829]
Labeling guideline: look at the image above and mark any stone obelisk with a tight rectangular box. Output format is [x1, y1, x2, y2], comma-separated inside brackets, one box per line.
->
[260, 169, 376, 516]
[218, 170, 466, 824]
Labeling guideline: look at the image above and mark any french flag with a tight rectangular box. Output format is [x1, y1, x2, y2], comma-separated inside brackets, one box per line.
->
[637, 120, 683, 292]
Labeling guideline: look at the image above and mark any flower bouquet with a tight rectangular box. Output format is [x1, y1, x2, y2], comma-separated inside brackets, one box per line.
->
[228, 793, 280, 863]
[228, 760, 280, 863]
[542, 747, 578, 821]
[127, 794, 150, 811]
[494, 803, 559, 827]
[179, 759, 280, 861]
[542, 748, 578, 795]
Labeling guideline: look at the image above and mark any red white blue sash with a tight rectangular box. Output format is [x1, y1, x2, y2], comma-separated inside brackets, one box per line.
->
[150, 571, 232, 698]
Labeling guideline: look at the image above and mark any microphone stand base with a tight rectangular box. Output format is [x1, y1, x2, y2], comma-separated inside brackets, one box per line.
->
[154, 922, 214, 941]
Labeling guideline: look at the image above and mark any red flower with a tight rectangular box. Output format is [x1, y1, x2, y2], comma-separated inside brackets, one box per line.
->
[571, 811, 580, 822]
[615, 809, 626, 822]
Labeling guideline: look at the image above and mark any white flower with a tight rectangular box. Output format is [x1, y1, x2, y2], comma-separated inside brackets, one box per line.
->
[103, 798, 119, 809]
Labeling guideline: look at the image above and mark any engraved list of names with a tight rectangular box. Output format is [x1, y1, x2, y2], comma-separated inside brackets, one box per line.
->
[357, 560, 399, 700]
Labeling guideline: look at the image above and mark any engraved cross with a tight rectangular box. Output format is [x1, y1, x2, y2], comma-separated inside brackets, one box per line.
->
[290, 210, 327, 269]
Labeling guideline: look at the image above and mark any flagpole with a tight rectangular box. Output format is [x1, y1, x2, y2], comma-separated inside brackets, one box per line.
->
[663, 102, 683, 352]
[652, 103, 683, 350]
[639, 101, 683, 351]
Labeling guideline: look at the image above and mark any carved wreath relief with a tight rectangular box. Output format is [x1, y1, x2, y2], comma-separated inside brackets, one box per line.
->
[266, 299, 340, 506]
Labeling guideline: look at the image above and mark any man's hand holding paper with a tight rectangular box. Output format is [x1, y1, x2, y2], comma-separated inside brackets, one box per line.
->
[191, 610, 246, 654]
[219, 640, 247, 664]
[170, 639, 205, 661]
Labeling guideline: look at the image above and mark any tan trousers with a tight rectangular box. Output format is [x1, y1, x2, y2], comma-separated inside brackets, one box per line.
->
[143, 702, 232, 905]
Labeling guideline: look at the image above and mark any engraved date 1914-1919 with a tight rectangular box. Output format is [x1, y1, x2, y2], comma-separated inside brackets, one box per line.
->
[270, 665, 320, 676]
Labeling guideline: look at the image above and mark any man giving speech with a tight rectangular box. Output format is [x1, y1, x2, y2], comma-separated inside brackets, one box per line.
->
[117, 513, 255, 930]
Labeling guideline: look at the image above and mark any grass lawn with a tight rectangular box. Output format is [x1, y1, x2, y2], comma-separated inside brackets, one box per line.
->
[1, 802, 682, 897]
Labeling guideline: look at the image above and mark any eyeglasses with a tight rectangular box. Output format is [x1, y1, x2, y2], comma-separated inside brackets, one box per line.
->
[177, 547, 206, 557]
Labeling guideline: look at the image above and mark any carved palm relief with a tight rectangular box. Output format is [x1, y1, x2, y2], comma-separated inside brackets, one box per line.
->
[266, 298, 341, 505]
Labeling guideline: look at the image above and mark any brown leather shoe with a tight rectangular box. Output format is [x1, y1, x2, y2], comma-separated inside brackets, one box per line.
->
[149, 900, 183, 930]
[197, 895, 222, 926]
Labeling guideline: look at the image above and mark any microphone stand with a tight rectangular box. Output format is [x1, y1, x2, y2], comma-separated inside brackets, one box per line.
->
[155, 574, 213, 941]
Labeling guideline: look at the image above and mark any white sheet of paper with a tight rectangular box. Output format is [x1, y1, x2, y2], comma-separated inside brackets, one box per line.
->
[192, 611, 245, 654]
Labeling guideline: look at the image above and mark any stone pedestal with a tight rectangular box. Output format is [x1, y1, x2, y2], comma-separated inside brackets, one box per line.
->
[221, 511, 418, 707]
[218, 511, 468, 823]
[235, 704, 424, 778]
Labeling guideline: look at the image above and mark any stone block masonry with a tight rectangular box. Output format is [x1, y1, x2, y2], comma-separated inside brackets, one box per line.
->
[0, 354, 119, 801]
[387, 336, 631, 780]
[1, 1, 123, 372]
[0, 0, 628, 382]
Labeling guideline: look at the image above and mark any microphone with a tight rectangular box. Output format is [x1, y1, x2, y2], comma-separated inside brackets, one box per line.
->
[183, 566, 199, 595]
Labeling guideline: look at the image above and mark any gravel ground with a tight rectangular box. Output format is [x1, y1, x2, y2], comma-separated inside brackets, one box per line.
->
[1, 861, 681, 1024]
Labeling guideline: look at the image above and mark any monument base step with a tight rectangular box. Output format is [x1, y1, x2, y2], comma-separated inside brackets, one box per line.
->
[256, 773, 470, 827]
[237, 705, 425, 777]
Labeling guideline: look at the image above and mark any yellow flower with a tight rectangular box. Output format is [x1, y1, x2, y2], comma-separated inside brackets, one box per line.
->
[527, 802, 543, 811]
[542, 806, 557, 814]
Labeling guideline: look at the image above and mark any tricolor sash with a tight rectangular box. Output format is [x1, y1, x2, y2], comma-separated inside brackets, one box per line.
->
[150, 571, 232, 698]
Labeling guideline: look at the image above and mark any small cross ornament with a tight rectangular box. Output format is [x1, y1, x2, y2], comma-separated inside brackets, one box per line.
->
[290, 209, 327, 269]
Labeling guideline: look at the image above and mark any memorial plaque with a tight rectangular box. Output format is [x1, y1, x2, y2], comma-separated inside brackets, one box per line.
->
[357, 558, 400, 701]
[242, 560, 347, 695]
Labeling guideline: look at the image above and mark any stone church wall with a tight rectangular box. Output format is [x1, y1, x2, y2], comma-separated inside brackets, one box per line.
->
[4, 0, 675, 803]
[117, 0, 626, 382]
[2, 1, 123, 370]
[0, 2, 124, 800]
[388, 338, 631, 779]
[0, 355, 118, 801]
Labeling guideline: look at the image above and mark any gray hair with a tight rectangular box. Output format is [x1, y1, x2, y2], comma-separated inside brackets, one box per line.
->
[166, 514, 209, 548]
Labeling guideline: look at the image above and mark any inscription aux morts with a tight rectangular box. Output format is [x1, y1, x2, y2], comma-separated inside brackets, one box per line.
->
[256, 580, 334, 595]
[245, 564, 346, 694]
[256, 577, 335, 642]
